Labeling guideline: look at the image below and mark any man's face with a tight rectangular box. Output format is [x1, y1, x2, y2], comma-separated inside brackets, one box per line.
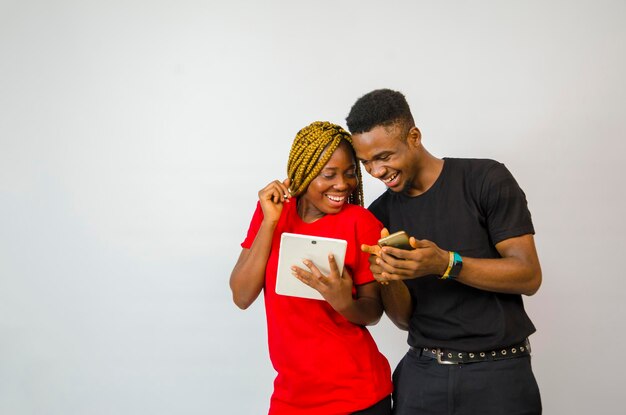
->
[351, 125, 417, 193]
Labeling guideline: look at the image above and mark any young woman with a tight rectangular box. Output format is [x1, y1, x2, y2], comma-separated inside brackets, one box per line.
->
[230, 121, 392, 415]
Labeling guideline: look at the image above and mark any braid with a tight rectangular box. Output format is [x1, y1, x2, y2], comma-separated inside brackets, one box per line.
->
[287, 121, 364, 207]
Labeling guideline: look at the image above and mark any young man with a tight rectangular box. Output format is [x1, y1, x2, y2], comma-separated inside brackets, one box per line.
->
[346, 89, 542, 414]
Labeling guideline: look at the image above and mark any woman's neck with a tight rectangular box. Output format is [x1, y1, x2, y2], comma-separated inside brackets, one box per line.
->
[296, 198, 325, 223]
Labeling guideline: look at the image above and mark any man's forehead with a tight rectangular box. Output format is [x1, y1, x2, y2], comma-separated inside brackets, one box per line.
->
[352, 132, 399, 160]
[353, 127, 399, 146]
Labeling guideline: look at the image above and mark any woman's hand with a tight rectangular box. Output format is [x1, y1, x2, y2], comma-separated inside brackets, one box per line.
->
[258, 178, 291, 223]
[291, 254, 354, 312]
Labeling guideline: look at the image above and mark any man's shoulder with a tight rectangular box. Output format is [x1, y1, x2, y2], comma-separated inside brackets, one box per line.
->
[367, 190, 392, 211]
[445, 157, 510, 183]
[445, 157, 502, 172]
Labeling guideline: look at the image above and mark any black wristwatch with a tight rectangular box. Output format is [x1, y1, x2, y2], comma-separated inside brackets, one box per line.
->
[448, 252, 463, 280]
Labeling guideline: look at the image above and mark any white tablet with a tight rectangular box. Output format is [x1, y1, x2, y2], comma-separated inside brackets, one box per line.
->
[275, 232, 348, 300]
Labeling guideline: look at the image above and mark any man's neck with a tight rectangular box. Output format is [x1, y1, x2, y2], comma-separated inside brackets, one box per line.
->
[405, 151, 444, 197]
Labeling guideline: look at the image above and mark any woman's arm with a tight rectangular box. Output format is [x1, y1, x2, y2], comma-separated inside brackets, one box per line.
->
[291, 255, 384, 326]
[229, 221, 276, 309]
[341, 280, 384, 326]
[229, 179, 291, 309]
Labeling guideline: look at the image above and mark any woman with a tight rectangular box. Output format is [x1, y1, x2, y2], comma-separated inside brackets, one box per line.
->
[230, 121, 392, 415]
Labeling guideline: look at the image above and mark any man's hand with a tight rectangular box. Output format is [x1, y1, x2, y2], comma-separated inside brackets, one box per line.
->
[362, 228, 450, 282]
[377, 237, 449, 281]
[361, 228, 388, 284]
[361, 228, 414, 329]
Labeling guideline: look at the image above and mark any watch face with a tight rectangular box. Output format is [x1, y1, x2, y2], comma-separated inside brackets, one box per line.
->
[449, 253, 463, 278]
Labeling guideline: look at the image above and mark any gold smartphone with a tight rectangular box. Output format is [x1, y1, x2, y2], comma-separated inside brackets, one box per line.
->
[378, 231, 412, 250]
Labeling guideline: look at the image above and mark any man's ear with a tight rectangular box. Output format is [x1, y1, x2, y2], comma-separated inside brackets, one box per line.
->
[406, 127, 422, 149]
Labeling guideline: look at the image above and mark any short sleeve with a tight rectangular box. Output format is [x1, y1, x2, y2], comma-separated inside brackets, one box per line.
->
[241, 202, 264, 249]
[480, 163, 535, 244]
[351, 209, 383, 286]
[367, 192, 391, 229]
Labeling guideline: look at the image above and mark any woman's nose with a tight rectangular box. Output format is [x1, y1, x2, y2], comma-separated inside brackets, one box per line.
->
[333, 176, 349, 190]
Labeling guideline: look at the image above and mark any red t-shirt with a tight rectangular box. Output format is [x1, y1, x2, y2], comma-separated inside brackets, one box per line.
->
[241, 199, 393, 415]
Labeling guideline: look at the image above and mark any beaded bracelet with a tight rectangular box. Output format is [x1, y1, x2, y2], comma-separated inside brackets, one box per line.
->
[441, 251, 454, 279]
[441, 251, 463, 280]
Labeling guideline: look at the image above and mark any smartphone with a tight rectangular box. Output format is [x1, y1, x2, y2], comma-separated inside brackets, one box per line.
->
[378, 230, 412, 250]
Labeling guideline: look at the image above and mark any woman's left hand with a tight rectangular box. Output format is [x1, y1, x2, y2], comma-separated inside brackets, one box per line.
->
[291, 254, 353, 312]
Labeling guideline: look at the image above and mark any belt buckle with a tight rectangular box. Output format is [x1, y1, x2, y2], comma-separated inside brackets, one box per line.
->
[435, 348, 458, 365]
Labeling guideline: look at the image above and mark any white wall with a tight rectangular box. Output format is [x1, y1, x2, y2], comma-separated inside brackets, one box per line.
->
[1, 1, 624, 414]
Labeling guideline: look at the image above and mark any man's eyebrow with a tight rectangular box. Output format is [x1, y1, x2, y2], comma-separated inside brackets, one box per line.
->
[361, 151, 390, 162]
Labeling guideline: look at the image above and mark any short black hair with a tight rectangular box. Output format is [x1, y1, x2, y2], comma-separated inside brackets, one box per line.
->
[346, 89, 415, 134]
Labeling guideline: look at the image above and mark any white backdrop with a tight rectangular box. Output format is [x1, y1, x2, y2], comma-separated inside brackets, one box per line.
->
[1, 1, 625, 414]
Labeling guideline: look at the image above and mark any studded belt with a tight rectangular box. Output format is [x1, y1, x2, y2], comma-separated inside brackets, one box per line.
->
[410, 339, 531, 365]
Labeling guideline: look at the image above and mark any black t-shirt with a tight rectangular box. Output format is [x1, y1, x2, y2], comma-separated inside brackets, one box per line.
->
[369, 158, 536, 351]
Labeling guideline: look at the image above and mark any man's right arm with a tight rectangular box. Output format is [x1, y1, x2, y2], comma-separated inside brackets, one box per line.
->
[380, 280, 413, 331]
[363, 249, 413, 330]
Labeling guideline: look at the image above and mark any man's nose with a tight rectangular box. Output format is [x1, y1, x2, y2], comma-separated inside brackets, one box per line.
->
[369, 162, 385, 179]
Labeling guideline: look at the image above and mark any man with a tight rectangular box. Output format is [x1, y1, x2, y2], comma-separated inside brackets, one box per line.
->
[346, 89, 542, 415]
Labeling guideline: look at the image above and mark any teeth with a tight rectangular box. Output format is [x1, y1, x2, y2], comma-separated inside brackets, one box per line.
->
[326, 195, 345, 202]
[383, 172, 398, 183]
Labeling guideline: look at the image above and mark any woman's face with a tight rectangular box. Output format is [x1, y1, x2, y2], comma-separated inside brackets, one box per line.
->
[299, 141, 358, 221]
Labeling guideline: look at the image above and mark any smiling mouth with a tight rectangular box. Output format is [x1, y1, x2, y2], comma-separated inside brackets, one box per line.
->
[325, 194, 347, 203]
[383, 172, 399, 184]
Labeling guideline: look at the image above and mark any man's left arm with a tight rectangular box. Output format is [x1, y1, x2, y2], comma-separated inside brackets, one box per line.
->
[454, 234, 541, 296]
[377, 233, 542, 296]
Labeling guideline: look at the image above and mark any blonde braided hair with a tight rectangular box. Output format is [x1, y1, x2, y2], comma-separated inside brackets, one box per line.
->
[287, 121, 364, 206]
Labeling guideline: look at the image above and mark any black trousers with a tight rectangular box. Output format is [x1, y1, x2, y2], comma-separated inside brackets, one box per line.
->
[392, 348, 541, 415]
[352, 395, 392, 415]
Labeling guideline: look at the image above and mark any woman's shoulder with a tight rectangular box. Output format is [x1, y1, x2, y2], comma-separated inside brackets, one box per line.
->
[340, 203, 381, 223]
[342, 203, 371, 215]
[336, 204, 382, 243]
